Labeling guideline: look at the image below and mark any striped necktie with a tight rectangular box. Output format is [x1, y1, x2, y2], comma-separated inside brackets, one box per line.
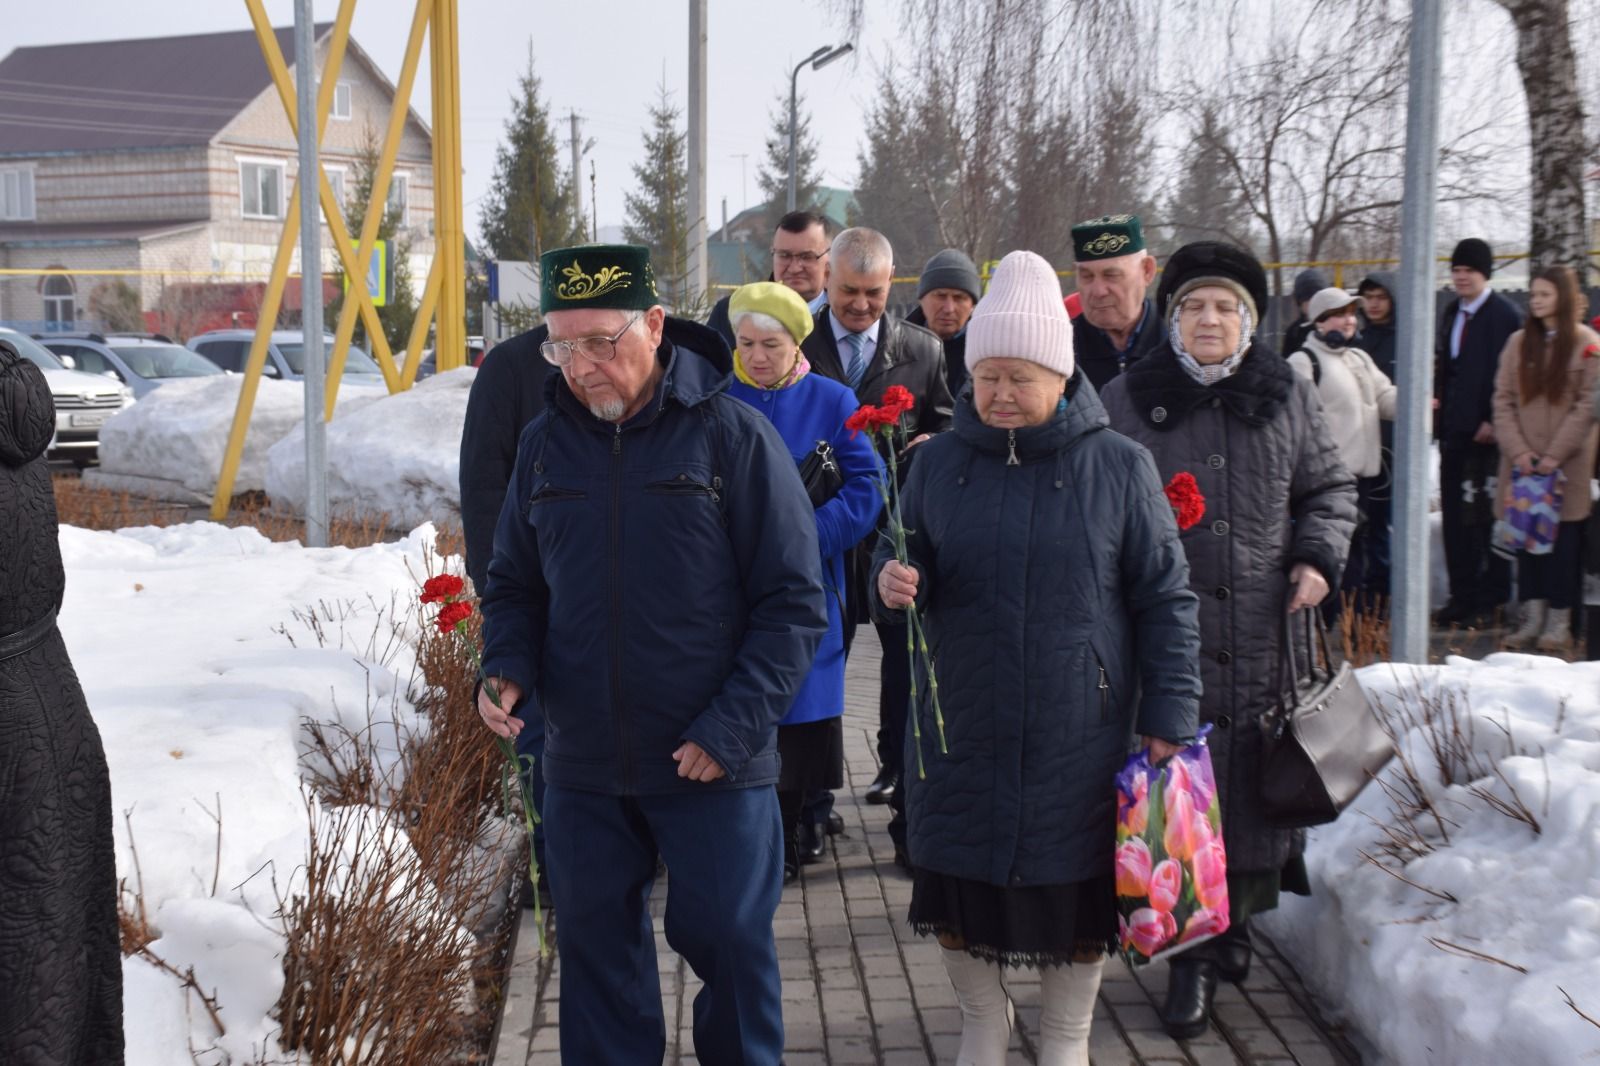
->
[843, 331, 867, 389]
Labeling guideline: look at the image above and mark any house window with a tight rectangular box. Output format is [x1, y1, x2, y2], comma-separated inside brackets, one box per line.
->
[42, 275, 75, 330]
[240, 159, 285, 219]
[324, 166, 347, 212]
[387, 172, 409, 226]
[0, 166, 35, 221]
[332, 82, 353, 120]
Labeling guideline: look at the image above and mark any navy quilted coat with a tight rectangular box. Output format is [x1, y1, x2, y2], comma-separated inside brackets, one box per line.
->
[872, 376, 1201, 887]
[1100, 343, 1357, 874]
[0, 343, 123, 1063]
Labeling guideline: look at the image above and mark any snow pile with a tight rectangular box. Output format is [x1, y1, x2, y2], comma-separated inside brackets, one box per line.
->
[89, 376, 385, 498]
[58, 521, 440, 1063]
[265, 368, 473, 529]
[1261, 654, 1600, 1065]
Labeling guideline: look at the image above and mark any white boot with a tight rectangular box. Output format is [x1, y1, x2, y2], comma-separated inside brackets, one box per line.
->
[941, 946, 1014, 1065]
[1536, 608, 1573, 652]
[1036, 958, 1105, 1066]
[1504, 599, 1548, 649]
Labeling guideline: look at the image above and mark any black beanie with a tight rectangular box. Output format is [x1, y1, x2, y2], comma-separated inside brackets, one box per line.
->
[1292, 269, 1328, 306]
[1450, 238, 1494, 279]
[917, 249, 982, 301]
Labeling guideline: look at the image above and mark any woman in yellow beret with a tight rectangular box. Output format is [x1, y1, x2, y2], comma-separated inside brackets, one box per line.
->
[726, 282, 884, 882]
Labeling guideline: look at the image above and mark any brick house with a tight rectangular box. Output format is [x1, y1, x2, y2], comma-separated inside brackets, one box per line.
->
[0, 23, 434, 332]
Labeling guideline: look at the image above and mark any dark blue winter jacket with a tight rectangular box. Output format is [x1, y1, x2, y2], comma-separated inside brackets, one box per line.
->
[479, 322, 829, 795]
[872, 375, 1201, 886]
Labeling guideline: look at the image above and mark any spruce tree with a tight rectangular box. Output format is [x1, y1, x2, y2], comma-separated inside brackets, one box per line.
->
[478, 45, 585, 264]
[328, 127, 418, 356]
[622, 83, 689, 307]
[755, 91, 823, 225]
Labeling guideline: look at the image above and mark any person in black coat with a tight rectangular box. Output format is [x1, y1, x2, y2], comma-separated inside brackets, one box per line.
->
[0, 339, 124, 1065]
[1069, 213, 1166, 389]
[1357, 272, 1400, 602]
[1279, 269, 1328, 358]
[799, 227, 953, 864]
[904, 248, 981, 399]
[705, 210, 833, 350]
[1432, 238, 1522, 625]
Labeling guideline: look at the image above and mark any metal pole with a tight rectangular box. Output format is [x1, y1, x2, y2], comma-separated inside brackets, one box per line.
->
[787, 60, 801, 213]
[1391, 0, 1445, 662]
[294, 0, 328, 547]
[686, 0, 708, 301]
[570, 110, 583, 226]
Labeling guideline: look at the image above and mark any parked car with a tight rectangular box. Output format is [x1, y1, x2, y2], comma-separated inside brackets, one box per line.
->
[41, 332, 223, 399]
[0, 327, 134, 467]
[186, 330, 387, 384]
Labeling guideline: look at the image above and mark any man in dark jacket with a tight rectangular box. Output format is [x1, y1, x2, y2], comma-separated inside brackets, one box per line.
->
[1432, 238, 1521, 625]
[1070, 213, 1165, 388]
[1279, 269, 1328, 358]
[477, 244, 828, 1063]
[906, 248, 981, 398]
[801, 227, 953, 860]
[1356, 272, 1399, 600]
[705, 210, 832, 349]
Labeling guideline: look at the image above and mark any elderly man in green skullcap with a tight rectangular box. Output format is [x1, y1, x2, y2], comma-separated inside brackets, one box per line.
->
[475, 243, 828, 1063]
[1071, 214, 1164, 389]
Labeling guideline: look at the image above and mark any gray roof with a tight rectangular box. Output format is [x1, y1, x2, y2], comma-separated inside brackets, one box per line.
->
[0, 23, 331, 154]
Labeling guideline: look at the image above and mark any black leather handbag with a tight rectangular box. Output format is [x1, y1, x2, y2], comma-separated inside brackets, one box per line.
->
[1259, 608, 1394, 828]
[797, 439, 844, 508]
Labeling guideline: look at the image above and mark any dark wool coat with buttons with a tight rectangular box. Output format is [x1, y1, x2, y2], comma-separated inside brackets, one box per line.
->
[1100, 343, 1357, 874]
[0, 344, 124, 1064]
[870, 375, 1201, 888]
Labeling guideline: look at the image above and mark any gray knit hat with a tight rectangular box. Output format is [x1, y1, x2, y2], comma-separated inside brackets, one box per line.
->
[917, 248, 982, 301]
[1292, 269, 1328, 306]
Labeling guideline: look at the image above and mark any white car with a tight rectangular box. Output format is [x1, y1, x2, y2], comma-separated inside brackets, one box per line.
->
[0, 328, 134, 468]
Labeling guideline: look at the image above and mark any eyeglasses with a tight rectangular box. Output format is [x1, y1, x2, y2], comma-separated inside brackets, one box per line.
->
[540, 312, 643, 366]
[772, 249, 828, 264]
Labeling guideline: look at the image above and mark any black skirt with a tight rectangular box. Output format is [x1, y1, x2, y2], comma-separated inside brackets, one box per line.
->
[776, 716, 844, 794]
[908, 867, 1119, 968]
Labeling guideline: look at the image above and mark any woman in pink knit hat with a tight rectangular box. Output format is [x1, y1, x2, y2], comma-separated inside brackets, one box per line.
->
[872, 250, 1202, 1064]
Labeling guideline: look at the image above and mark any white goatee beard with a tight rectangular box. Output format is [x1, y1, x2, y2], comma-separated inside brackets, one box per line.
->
[589, 397, 627, 422]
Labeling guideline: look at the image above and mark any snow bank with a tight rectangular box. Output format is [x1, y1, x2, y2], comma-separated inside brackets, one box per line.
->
[59, 521, 442, 1062]
[1260, 654, 1600, 1065]
[91, 376, 385, 497]
[265, 368, 472, 529]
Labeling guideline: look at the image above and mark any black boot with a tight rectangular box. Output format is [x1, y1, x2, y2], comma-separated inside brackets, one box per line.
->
[865, 767, 899, 804]
[1214, 921, 1252, 983]
[1160, 956, 1218, 1040]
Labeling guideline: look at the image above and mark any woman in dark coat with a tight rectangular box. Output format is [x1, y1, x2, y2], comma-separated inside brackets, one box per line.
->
[874, 251, 1201, 1065]
[1100, 243, 1357, 1040]
[0, 339, 124, 1064]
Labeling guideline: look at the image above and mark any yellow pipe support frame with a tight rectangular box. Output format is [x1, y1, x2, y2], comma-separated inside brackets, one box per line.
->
[401, 255, 444, 390]
[324, 0, 434, 420]
[210, 184, 303, 520]
[431, 0, 466, 372]
[247, 0, 402, 397]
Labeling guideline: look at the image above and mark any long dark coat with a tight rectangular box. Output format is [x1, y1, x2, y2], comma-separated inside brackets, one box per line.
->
[870, 376, 1201, 887]
[0, 343, 123, 1063]
[1100, 344, 1357, 874]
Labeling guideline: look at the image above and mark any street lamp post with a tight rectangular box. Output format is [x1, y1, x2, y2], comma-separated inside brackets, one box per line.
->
[787, 42, 853, 212]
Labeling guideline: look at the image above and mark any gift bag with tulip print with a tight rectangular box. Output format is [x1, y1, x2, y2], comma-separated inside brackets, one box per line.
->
[1114, 726, 1230, 966]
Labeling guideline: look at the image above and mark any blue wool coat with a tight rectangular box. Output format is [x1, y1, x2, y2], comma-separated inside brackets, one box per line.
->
[728, 371, 884, 726]
[872, 376, 1201, 887]
[479, 326, 829, 795]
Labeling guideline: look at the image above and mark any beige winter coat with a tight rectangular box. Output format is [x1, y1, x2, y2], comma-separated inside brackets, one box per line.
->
[1287, 334, 1396, 478]
[1492, 324, 1600, 521]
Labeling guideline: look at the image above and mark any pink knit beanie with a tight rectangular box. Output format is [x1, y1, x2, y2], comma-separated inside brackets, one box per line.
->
[965, 250, 1074, 379]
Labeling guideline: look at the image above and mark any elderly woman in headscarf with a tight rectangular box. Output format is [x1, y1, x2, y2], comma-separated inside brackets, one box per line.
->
[0, 338, 124, 1063]
[725, 282, 884, 882]
[1099, 242, 1357, 1040]
[873, 251, 1201, 1065]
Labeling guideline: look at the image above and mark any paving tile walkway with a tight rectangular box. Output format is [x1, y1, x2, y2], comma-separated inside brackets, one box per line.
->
[495, 653, 1368, 1065]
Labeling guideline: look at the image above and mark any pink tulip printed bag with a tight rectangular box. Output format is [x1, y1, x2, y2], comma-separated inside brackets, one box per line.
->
[1114, 726, 1230, 965]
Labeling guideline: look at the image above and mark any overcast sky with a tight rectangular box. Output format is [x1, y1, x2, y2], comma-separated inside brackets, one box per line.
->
[2, 0, 888, 242]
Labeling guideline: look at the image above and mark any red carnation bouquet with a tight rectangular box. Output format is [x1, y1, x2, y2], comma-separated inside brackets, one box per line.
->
[846, 384, 947, 778]
[1163, 472, 1206, 531]
[420, 573, 546, 947]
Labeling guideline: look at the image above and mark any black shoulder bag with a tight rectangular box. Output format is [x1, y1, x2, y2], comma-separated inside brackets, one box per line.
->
[1259, 607, 1394, 828]
[797, 439, 844, 508]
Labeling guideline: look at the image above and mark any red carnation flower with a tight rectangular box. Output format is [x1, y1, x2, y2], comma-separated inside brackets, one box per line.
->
[421, 574, 465, 604]
[845, 404, 883, 436]
[1164, 472, 1206, 531]
[435, 600, 473, 632]
[879, 385, 916, 418]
